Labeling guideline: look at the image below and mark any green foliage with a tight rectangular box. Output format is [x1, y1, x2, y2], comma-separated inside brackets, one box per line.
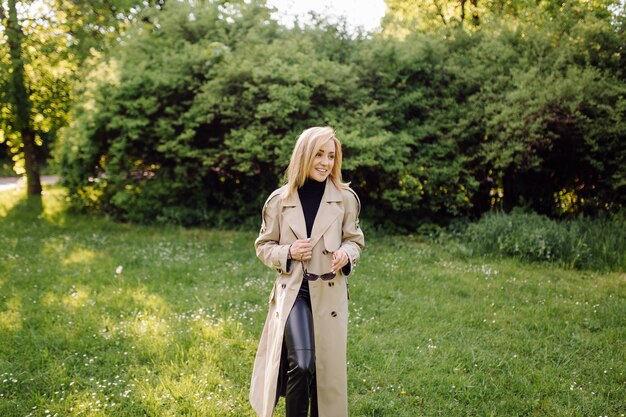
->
[58, 0, 625, 227]
[350, 32, 481, 226]
[59, 1, 368, 224]
[468, 21, 626, 214]
[0, 0, 149, 177]
[458, 208, 626, 270]
[382, 0, 623, 36]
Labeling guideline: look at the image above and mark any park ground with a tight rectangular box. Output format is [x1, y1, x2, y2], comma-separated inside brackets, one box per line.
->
[0, 185, 624, 417]
[0, 176, 60, 192]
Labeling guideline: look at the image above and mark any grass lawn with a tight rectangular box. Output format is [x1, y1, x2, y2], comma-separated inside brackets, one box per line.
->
[1, 187, 624, 416]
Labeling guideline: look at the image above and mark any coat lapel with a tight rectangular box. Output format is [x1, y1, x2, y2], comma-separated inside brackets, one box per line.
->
[281, 190, 307, 240]
[309, 181, 343, 248]
[282, 181, 343, 245]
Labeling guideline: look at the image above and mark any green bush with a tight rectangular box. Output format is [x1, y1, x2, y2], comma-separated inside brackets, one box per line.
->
[58, 1, 373, 225]
[460, 208, 626, 270]
[57, 0, 625, 227]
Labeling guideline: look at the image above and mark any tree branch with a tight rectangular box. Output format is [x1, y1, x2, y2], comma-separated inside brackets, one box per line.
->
[433, 0, 447, 26]
[460, 0, 467, 24]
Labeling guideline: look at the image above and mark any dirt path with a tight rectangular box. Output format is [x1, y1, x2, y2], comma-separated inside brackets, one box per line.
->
[0, 175, 60, 191]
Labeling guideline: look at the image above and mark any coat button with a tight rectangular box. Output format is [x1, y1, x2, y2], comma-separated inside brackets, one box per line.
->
[331, 311, 337, 317]
[328, 282, 334, 287]
[322, 250, 328, 255]
[281, 283, 286, 289]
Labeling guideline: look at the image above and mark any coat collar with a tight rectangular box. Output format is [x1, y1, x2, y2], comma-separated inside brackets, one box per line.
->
[281, 180, 343, 247]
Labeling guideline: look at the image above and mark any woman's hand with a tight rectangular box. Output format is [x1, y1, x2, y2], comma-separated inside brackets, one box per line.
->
[290, 239, 312, 261]
[331, 249, 349, 273]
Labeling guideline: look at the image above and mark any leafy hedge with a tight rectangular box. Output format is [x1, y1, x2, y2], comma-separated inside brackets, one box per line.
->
[58, 0, 626, 228]
[457, 209, 626, 271]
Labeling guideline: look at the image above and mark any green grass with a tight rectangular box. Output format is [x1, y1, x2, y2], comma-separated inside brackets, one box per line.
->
[1, 187, 624, 416]
[456, 208, 626, 271]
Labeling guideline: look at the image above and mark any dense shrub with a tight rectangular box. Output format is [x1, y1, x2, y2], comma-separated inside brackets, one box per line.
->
[59, 2, 371, 225]
[58, 0, 625, 228]
[460, 208, 626, 270]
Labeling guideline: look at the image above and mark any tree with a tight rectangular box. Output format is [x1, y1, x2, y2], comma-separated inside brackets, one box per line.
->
[1, 1, 40, 194]
[382, 0, 498, 36]
[382, 0, 622, 36]
[0, 0, 150, 195]
[381, 0, 625, 217]
[58, 0, 371, 225]
[58, 0, 625, 227]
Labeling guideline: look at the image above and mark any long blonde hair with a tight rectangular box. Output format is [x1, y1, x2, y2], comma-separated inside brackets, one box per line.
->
[282, 126, 348, 198]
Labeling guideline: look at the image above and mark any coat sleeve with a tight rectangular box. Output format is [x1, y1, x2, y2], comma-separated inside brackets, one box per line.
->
[255, 191, 292, 275]
[340, 188, 365, 276]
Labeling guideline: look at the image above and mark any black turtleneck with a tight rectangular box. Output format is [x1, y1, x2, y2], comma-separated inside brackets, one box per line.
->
[298, 179, 326, 238]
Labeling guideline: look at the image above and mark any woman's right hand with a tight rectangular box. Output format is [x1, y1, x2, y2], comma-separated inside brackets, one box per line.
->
[290, 239, 312, 261]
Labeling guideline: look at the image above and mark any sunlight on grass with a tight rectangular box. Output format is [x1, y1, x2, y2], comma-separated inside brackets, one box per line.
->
[40, 292, 59, 308]
[62, 248, 98, 265]
[1, 187, 624, 417]
[0, 190, 21, 216]
[42, 239, 66, 259]
[60, 285, 93, 310]
[129, 290, 171, 315]
[120, 313, 172, 354]
[0, 296, 23, 332]
[0, 186, 68, 223]
[196, 318, 228, 340]
[131, 351, 248, 416]
[40, 188, 68, 224]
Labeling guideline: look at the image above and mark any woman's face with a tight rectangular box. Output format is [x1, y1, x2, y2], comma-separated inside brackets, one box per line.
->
[308, 138, 336, 182]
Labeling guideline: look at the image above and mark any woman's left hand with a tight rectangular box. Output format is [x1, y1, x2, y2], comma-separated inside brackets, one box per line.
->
[331, 249, 349, 273]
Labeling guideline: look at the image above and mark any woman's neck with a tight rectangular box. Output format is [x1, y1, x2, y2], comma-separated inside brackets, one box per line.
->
[300, 178, 326, 191]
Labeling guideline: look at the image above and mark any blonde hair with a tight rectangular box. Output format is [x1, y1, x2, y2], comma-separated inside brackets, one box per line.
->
[282, 126, 348, 198]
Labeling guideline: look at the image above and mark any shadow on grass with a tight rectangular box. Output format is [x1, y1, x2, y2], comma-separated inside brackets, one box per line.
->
[2, 187, 625, 416]
[0, 188, 258, 416]
[1, 193, 43, 222]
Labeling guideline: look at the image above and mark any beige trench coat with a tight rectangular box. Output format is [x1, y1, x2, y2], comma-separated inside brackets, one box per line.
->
[250, 180, 365, 417]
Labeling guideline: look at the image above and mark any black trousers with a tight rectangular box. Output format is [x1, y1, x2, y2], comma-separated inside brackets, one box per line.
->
[284, 280, 318, 417]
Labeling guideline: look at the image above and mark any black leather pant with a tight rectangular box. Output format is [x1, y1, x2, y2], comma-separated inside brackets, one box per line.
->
[284, 280, 318, 417]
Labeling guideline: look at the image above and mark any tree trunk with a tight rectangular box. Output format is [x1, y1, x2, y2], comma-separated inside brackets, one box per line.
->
[4, 0, 42, 196]
[470, 0, 480, 26]
[22, 130, 42, 195]
[460, 0, 466, 24]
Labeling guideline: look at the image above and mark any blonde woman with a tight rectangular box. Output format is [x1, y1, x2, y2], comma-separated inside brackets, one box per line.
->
[250, 127, 365, 417]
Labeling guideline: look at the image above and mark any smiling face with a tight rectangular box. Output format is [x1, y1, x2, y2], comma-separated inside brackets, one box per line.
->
[285, 126, 345, 194]
[308, 138, 336, 182]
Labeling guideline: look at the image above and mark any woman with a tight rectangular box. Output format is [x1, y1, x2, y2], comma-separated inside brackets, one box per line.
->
[250, 127, 365, 417]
